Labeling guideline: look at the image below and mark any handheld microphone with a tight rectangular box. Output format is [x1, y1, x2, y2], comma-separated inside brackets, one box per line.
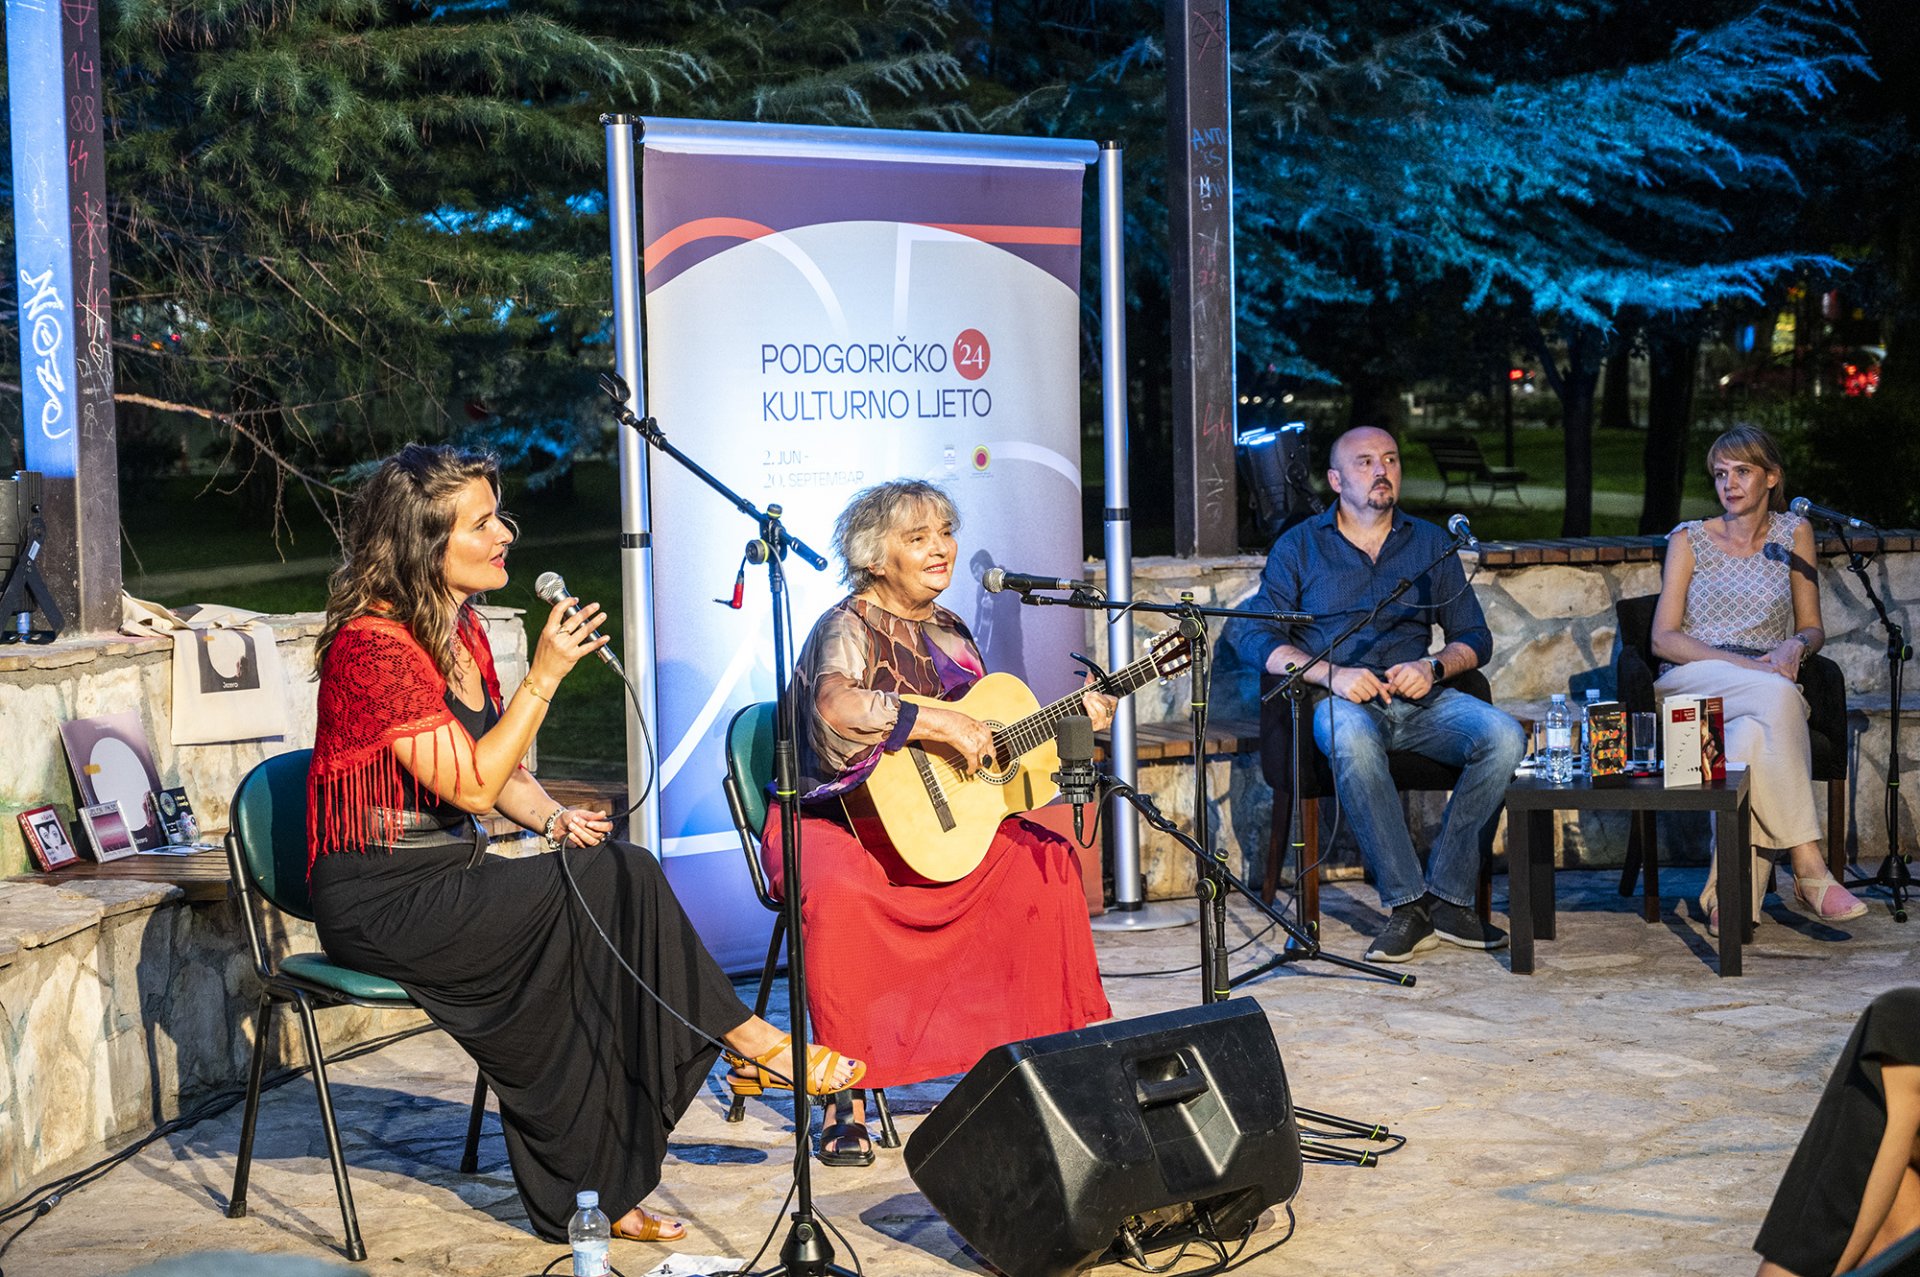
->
[533, 571, 626, 677]
[1051, 714, 1100, 842]
[1447, 512, 1480, 549]
[983, 567, 1093, 594]
[1788, 497, 1871, 530]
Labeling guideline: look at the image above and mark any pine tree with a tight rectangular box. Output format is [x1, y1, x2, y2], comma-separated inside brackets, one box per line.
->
[1, 0, 969, 507]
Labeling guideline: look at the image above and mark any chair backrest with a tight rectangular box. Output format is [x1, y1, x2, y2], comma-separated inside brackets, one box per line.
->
[227, 748, 319, 922]
[724, 702, 778, 840]
[1616, 593, 1660, 672]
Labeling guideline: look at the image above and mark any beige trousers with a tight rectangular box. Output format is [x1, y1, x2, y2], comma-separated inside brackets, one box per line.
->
[1654, 659, 1824, 918]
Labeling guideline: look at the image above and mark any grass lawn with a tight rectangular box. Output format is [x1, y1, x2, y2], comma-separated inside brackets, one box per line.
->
[1399, 421, 1718, 500]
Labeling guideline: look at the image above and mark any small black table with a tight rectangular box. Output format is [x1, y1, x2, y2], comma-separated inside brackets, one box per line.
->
[1505, 765, 1752, 977]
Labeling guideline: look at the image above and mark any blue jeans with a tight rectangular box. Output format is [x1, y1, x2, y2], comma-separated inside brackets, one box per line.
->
[1311, 687, 1527, 909]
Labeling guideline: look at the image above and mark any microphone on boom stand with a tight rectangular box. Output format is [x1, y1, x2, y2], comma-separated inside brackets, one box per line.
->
[1052, 715, 1100, 842]
[1446, 512, 1480, 549]
[984, 567, 1095, 595]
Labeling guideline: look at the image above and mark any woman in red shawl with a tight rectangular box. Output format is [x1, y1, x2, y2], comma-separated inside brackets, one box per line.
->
[761, 479, 1112, 1167]
[306, 445, 862, 1245]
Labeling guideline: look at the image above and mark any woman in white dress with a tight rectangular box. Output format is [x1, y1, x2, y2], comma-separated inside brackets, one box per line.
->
[1650, 425, 1866, 935]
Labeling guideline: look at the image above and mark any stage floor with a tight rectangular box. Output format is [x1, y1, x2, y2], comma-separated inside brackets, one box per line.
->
[10, 867, 1918, 1277]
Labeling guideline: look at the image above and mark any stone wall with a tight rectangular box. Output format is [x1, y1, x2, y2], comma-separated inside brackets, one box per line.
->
[0, 608, 526, 1198]
[0, 877, 420, 1200]
[1089, 531, 1920, 887]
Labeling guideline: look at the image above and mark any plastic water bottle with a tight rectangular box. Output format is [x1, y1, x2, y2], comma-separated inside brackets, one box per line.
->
[1546, 694, 1574, 784]
[1581, 687, 1602, 771]
[569, 1190, 611, 1277]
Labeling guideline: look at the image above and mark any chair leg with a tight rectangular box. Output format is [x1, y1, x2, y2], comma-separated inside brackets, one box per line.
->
[871, 1088, 902, 1149]
[729, 915, 788, 1125]
[294, 992, 367, 1263]
[459, 1072, 487, 1174]
[1300, 798, 1321, 933]
[227, 997, 273, 1220]
[1477, 819, 1495, 924]
[1827, 778, 1846, 879]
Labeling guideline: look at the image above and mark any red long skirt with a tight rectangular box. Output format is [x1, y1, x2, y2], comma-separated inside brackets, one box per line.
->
[760, 803, 1111, 1089]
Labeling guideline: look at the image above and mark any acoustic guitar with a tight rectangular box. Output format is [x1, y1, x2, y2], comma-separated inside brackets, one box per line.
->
[842, 629, 1193, 883]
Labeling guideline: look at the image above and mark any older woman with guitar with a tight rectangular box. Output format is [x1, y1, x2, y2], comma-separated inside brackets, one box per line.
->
[762, 480, 1158, 1166]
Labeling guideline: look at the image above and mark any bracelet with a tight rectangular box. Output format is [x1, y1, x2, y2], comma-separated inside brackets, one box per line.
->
[1791, 634, 1813, 651]
[522, 681, 552, 705]
[540, 807, 565, 849]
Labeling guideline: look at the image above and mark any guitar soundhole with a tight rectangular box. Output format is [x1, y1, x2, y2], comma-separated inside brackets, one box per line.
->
[977, 720, 1015, 787]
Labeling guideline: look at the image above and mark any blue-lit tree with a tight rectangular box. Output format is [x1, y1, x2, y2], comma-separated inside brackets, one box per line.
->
[981, 0, 1871, 534]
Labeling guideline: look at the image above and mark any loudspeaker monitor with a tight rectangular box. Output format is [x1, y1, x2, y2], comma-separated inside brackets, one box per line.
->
[904, 997, 1302, 1277]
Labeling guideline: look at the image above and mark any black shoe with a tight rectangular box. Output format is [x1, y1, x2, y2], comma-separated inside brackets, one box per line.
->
[1430, 899, 1509, 950]
[1365, 903, 1439, 963]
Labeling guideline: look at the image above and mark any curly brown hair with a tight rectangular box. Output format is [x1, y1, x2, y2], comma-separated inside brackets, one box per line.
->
[315, 444, 509, 681]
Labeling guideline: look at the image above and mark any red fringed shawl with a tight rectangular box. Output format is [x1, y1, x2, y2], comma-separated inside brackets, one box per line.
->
[307, 614, 500, 867]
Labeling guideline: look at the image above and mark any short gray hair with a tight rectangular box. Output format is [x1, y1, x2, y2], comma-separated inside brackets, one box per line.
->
[833, 480, 960, 593]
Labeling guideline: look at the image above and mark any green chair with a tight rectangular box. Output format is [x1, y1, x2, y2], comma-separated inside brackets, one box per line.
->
[224, 748, 488, 1262]
[720, 702, 900, 1153]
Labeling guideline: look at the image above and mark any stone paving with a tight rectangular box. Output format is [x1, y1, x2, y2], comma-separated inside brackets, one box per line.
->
[8, 868, 1917, 1277]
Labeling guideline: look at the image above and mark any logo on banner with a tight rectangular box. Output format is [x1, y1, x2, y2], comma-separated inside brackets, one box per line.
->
[954, 329, 991, 380]
[972, 445, 992, 472]
[758, 328, 995, 424]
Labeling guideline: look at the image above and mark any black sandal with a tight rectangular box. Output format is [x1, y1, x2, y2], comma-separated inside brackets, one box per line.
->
[817, 1090, 875, 1167]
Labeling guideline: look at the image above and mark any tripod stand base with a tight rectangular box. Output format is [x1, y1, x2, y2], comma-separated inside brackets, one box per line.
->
[1089, 901, 1198, 932]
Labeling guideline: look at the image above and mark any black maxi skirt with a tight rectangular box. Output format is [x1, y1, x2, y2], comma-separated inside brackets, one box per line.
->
[310, 830, 751, 1241]
[1755, 987, 1920, 1276]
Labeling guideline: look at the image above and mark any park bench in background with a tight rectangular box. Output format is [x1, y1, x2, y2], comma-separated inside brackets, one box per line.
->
[1422, 434, 1529, 507]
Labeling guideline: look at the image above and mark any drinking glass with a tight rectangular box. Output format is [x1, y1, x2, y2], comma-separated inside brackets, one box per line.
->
[1630, 712, 1659, 767]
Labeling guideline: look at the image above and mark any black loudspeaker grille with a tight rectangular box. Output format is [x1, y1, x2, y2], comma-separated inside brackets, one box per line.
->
[905, 998, 1302, 1277]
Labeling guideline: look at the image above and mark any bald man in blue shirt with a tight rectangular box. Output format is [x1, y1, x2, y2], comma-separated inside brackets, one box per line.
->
[1235, 427, 1526, 962]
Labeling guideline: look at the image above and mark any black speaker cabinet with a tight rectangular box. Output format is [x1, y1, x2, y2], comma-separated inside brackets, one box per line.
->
[904, 998, 1302, 1277]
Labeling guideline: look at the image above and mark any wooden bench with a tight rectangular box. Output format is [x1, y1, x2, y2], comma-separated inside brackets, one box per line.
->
[1421, 434, 1528, 507]
[11, 779, 624, 903]
[1095, 716, 1261, 764]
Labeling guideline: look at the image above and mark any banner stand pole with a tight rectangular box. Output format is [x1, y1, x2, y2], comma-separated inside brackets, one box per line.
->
[1090, 140, 1194, 933]
[602, 114, 662, 852]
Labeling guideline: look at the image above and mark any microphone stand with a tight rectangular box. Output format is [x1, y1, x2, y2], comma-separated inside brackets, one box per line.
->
[1822, 522, 1912, 922]
[596, 388, 850, 1277]
[1232, 524, 1475, 987]
[1015, 589, 1409, 987]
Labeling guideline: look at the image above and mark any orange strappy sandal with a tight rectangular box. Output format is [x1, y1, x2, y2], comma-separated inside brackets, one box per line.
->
[726, 1036, 866, 1099]
[611, 1205, 686, 1242]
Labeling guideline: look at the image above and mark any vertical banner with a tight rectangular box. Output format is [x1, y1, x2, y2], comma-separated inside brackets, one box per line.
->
[634, 120, 1095, 967]
[6, 0, 123, 629]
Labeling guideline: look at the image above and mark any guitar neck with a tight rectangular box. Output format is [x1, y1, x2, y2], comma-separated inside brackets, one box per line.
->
[992, 654, 1163, 762]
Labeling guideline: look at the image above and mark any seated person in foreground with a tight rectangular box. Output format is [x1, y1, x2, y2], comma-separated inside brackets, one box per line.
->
[1650, 424, 1865, 935]
[761, 479, 1113, 1163]
[1232, 425, 1526, 964]
[306, 444, 862, 1245]
[1755, 988, 1920, 1276]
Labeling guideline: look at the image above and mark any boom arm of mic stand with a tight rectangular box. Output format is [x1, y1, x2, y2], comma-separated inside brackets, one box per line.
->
[601, 399, 830, 570]
[1098, 776, 1413, 987]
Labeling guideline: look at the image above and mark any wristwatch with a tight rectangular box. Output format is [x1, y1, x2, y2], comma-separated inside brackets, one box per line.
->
[1428, 657, 1445, 682]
